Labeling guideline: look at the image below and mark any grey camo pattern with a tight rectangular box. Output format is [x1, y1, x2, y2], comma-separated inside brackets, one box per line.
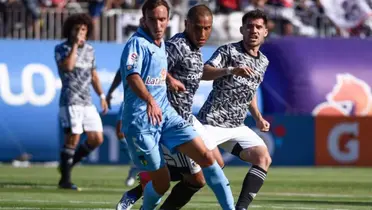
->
[55, 42, 96, 106]
[197, 41, 269, 128]
[166, 33, 203, 123]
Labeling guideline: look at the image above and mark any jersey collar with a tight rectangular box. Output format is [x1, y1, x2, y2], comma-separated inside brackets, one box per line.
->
[183, 32, 199, 51]
[239, 40, 260, 59]
[137, 27, 164, 47]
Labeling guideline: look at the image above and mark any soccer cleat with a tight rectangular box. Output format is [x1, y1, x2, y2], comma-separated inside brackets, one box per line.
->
[235, 208, 247, 210]
[116, 192, 137, 210]
[58, 181, 81, 191]
[138, 172, 151, 189]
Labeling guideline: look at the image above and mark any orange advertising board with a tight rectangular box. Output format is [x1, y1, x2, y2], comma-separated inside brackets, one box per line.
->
[316, 117, 372, 166]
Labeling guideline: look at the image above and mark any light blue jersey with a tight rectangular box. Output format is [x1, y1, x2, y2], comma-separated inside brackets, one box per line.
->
[119, 28, 198, 172]
[120, 28, 171, 133]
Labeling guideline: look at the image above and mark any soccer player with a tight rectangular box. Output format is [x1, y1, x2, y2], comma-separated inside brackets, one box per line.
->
[118, 0, 234, 209]
[54, 13, 108, 190]
[198, 9, 272, 210]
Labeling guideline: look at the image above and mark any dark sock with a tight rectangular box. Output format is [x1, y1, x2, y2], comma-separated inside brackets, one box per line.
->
[235, 165, 267, 209]
[72, 141, 94, 167]
[127, 184, 144, 200]
[159, 180, 202, 210]
[59, 146, 75, 184]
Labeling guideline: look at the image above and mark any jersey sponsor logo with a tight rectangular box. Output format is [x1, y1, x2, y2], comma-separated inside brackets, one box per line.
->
[313, 74, 372, 116]
[145, 69, 167, 86]
[186, 72, 203, 80]
[234, 75, 259, 89]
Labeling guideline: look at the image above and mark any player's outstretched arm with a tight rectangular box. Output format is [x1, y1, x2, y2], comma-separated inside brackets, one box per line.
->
[202, 65, 254, 80]
[92, 69, 108, 114]
[202, 64, 232, 80]
[106, 69, 122, 109]
[127, 74, 162, 125]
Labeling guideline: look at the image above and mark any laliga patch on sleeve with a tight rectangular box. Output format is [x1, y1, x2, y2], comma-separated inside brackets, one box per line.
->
[128, 52, 138, 65]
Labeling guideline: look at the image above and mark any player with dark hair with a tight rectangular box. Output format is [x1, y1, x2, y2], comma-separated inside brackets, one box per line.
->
[198, 9, 272, 210]
[55, 13, 108, 190]
[116, 0, 234, 209]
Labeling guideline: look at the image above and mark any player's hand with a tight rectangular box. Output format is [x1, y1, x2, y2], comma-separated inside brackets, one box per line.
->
[168, 77, 186, 93]
[147, 99, 162, 126]
[73, 26, 86, 46]
[106, 94, 112, 110]
[100, 98, 109, 115]
[256, 117, 270, 132]
[232, 67, 254, 77]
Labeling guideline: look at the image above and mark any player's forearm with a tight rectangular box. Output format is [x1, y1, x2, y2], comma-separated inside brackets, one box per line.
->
[202, 65, 231, 80]
[127, 74, 155, 103]
[61, 44, 79, 71]
[107, 70, 122, 96]
[249, 95, 262, 121]
[92, 71, 105, 97]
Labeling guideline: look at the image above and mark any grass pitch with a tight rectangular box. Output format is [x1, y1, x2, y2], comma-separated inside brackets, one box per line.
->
[0, 165, 371, 210]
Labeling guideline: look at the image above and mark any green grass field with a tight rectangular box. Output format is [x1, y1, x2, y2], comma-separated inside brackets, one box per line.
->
[0, 165, 372, 210]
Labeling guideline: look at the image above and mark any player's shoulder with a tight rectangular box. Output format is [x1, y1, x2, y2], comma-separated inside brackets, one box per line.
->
[83, 42, 95, 51]
[125, 33, 149, 50]
[258, 51, 269, 65]
[166, 33, 189, 52]
[55, 41, 69, 52]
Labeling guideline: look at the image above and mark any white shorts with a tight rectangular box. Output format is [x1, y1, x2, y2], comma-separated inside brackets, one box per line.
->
[162, 115, 217, 175]
[59, 105, 103, 135]
[205, 125, 266, 156]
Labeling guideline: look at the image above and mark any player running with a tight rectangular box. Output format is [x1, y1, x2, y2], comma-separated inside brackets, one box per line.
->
[117, 0, 234, 209]
[198, 9, 272, 210]
[54, 13, 108, 190]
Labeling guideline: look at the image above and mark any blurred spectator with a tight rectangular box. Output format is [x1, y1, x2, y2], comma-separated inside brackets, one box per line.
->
[216, 0, 240, 14]
[88, 0, 105, 40]
[21, 0, 41, 38]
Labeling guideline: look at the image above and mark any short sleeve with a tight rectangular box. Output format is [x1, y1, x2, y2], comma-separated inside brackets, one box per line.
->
[205, 45, 231, 68]
[54, 44, 69, 64]
[120, 38, 144, 78]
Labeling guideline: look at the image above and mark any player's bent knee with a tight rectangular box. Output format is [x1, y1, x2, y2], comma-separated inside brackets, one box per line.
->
[152, 178, 171, 195]
[184, 173, 206, 188]
[87, 132, 104, 147]
[197, 150, 215, 168]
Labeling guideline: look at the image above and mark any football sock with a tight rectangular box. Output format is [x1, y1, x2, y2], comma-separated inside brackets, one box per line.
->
[159, 180, 202, 210]
[72, 141, 95, 167]
[235, 165, 267, 209]
[59, 145, 75, 183]
[142, 181, 162, 210]
[202, 161, 234, 210]
[127, 184, 144, 200]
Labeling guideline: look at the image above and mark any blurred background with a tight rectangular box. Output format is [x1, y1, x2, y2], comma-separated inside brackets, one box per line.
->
[1, 0, 372, 167]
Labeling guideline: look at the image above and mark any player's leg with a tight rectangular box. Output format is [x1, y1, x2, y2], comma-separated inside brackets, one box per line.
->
[219, 126, 272, 210]
[161, 114, 234, 210]
[58, 106, 84, 190]
[72, 105, 104, 167]
[117, 131, 171, 210]
[159, 159, 205, 210]
[160, 116, 225, 209]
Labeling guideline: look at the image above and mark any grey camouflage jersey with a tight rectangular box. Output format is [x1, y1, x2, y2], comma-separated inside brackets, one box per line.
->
[55, 41, 96, 106]
[166, 33, 203, 123]
[197, 41, 269, 128]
